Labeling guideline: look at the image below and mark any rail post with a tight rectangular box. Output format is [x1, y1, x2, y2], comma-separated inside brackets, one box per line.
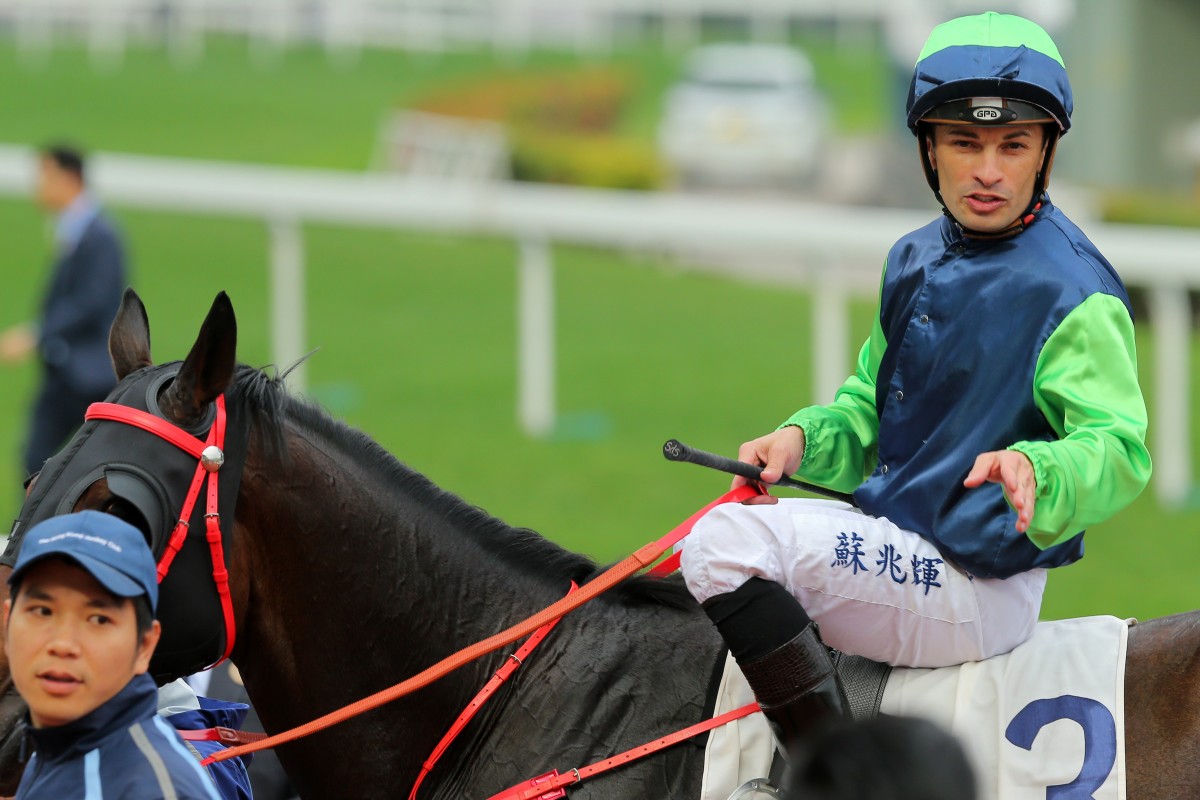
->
[517, 235, 556, 438]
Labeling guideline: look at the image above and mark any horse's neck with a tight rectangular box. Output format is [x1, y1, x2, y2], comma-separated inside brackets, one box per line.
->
[231, 425, 569, 789]
[228, 420, 722, 799]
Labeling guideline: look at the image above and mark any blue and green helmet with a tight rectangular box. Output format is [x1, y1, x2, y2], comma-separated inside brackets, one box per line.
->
[906, 12, 1073, 210]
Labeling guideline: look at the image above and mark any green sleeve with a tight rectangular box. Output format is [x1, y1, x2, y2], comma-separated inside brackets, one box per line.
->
[1009, 293, 1153, 549]
[778, 289, 886, 494]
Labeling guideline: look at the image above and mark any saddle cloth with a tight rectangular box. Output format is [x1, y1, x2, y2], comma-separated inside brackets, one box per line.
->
[881, 615, 1130, 800]
[701, 616, 1130, 800]
[700, 652, 778, 800]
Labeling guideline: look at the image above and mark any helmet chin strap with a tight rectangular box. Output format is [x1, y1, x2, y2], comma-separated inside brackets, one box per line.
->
[946, 195, 1044, 241]
[919, 127, 1060, 241]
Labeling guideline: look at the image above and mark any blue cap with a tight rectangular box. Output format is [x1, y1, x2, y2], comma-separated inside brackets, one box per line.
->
[9, 511, 158, 612]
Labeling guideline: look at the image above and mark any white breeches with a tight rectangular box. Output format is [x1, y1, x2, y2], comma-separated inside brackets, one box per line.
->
[679, 499, 1045, 669]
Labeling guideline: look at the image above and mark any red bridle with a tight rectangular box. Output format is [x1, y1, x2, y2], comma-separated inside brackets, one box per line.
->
[84, 396, 237, 667]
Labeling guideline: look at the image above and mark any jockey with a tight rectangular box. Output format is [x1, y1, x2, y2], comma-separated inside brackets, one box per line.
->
[680, 11, 1151, 745]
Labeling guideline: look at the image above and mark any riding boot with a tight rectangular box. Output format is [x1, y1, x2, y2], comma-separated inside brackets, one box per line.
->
[737, 624, 848, 745]
[702, 577, 849, 748]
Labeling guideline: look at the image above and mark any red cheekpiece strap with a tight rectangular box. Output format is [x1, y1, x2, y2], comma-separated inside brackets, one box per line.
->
[156, 465, 207, 581]
[204, 397, 236, 666]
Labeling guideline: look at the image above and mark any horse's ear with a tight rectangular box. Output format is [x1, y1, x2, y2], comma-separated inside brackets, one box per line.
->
[109, 288, 153, 380]
[163, 292, 237, 422]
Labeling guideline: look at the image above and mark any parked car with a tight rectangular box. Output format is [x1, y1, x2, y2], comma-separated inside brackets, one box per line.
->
[657, 43, 831, 190]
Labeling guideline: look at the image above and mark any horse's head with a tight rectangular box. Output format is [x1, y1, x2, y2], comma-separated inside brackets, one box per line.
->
[0, 290, 255, 790]
[0, 289, 253, 783]
[9, 289, 252, 678]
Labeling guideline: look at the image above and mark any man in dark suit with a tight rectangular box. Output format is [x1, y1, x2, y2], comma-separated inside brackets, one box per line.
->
[0, 144, 127, 477]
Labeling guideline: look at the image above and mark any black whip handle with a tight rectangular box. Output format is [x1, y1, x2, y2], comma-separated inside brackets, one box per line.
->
[662, 439, 856, 505]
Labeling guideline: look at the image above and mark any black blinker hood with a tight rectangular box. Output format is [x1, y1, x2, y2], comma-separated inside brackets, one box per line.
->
[3, 362, 249, 684]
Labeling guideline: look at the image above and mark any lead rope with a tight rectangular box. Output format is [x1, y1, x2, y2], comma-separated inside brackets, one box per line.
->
[202, 484, 762, 767]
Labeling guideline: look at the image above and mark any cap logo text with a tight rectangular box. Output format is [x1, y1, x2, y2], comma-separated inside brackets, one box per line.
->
[36, 531, 123, 553]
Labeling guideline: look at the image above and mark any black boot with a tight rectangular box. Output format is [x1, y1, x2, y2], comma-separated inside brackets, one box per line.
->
[738, 623, 847, 744]
[703, 578, 849, 748]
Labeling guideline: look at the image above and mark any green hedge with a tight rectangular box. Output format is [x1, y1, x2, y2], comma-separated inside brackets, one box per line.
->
[413, 68, 665, 190]
[1101, 190, 1200, 227]
[509, 128, 664, 190]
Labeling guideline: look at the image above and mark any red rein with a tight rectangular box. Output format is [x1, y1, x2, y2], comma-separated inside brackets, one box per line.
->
[202, 483, 762, 769]
[408, 583, 579, 800]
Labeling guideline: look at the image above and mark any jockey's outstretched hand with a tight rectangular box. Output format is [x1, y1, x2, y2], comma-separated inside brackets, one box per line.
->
[735, 425, 805, 505]
[964, 450, 1037, 532]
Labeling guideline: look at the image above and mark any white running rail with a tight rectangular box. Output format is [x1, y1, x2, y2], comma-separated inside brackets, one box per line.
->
[0, 143, 1191, 505]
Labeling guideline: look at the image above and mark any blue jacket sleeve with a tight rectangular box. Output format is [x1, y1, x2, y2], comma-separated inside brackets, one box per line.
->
[165, 701, 254, 800]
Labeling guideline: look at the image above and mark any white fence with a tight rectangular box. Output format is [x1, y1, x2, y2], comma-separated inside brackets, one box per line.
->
[0, 144, 1192, 506]
[0, 0, 1069, 62]
[0, 0, 877, 63]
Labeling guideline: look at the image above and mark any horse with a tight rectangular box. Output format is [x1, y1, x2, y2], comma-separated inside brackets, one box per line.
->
[0, 290, 1195, 799]
[0, 290, 732, 799]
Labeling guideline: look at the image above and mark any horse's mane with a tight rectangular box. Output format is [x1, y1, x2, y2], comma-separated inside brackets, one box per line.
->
[234, 365, 694, 609]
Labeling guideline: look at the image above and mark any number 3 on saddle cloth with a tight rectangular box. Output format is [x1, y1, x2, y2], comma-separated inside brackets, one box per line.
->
[706, 615, 1130, 800]
[884, 615, 1131, 800]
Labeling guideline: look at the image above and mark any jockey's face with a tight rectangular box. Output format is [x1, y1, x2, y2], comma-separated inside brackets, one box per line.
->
[927, 124, 1047, 234]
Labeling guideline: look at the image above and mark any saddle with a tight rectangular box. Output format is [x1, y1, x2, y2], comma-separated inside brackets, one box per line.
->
[832, 650, 892, 721]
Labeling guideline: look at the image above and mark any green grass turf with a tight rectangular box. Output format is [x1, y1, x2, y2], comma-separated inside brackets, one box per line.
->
[0, 38, 657, 169]
[0, 34, 885, 170]
[1, 196, 1197, 626]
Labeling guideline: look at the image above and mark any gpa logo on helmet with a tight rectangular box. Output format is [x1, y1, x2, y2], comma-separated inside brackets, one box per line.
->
[972, 107, 1002, 121]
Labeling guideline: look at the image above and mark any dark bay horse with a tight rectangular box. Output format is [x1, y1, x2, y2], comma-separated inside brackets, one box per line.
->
[0, 290, 1196, 798]
[0, 291, 727, 799]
